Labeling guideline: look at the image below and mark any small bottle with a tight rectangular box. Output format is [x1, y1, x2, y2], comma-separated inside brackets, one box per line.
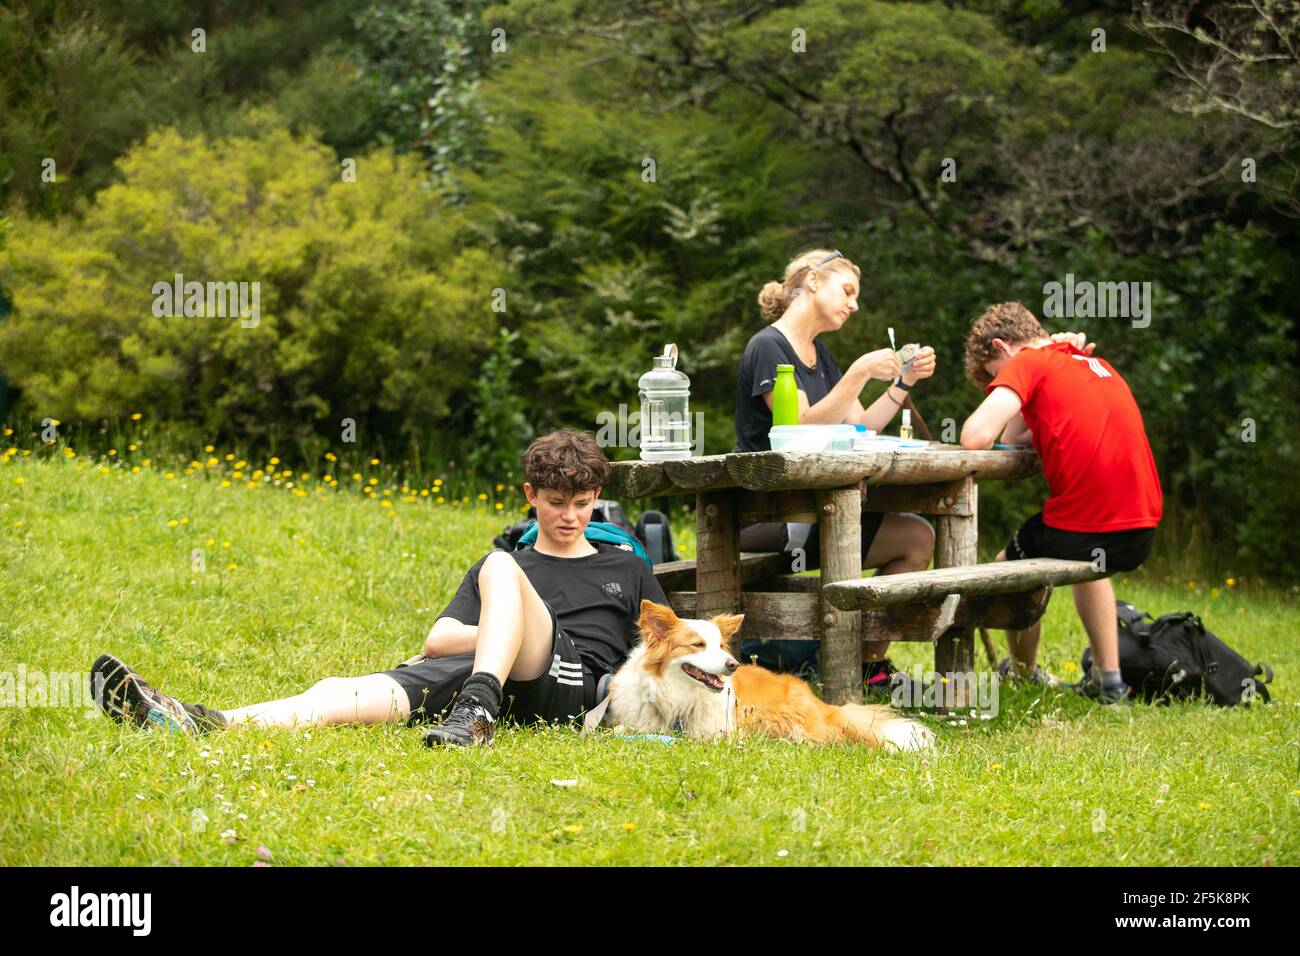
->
[899, 408, 913, 441]
[771, 364, 798, 427]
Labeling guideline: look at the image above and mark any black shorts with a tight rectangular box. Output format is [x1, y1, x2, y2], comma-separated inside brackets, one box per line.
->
[378, 604, 597, 727]
[1004, 512, 1156, 572]
[737, 510, 888, 572]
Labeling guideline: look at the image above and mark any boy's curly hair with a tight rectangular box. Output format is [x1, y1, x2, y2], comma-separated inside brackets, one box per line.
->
[520, 430, 610, 493]
[963, 302, 1048, 388]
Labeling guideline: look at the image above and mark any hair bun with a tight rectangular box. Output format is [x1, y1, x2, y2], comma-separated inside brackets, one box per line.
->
[757, 281, 786, 321]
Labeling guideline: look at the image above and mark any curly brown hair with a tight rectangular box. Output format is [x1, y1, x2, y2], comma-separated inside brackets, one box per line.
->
[520, 430, 611, 493]
[757, 249, 862, 322]
[963, 302, 1048, 388]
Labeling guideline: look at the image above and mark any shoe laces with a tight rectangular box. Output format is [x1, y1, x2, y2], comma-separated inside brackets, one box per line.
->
[442, 697, 492, 734]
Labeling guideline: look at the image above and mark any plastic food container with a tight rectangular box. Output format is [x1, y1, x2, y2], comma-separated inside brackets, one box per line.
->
[769, 424, 865, 453]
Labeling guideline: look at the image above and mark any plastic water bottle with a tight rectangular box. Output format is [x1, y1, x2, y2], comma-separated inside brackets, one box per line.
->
[639, 344, 692, 460]
[771, 364, 798, 427]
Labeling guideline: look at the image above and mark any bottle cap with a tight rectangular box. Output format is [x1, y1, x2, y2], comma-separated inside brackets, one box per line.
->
[902, 409, 912, 425]
[776, 364, 794, 372]
[653, 343, 679, 369]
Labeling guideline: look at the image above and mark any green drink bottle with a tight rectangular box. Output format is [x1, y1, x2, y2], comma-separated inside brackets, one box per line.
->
[771, 364, 798, 427]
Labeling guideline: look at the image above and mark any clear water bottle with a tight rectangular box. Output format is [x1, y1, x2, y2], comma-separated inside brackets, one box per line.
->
[639, 344, 692, 460]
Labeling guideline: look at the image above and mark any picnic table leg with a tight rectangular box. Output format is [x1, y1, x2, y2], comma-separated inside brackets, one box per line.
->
[817, 485, 862, 706]
[934, 478, 978, 711]
[695, 491, 742, 653]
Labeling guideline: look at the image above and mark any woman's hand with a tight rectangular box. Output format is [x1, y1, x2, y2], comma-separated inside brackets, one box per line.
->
[854, 348, 902, 383]
[901, 345, 936, 386]
[1050, 331, 1096, 355]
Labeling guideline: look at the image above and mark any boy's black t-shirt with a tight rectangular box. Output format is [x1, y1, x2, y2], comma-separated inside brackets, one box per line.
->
[438, 543, 669, 678]
[734, 324, 843, 452]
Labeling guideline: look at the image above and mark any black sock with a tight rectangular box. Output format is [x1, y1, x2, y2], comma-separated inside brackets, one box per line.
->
[458, 672, 503, 719]
[182, 702, 228, 733]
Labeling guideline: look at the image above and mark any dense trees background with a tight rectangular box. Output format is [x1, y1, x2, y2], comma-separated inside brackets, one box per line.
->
[1, 0, 1297, 577]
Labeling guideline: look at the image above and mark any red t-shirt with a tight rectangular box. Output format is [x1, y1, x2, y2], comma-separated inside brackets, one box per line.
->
[988, 342, 1162, 532]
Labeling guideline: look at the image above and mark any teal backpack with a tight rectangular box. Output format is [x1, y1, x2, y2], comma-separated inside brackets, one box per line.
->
[515, 520, 652, 568]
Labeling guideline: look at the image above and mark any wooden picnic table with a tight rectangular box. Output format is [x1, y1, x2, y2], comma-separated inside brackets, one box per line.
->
[608, 442, 1041, 707]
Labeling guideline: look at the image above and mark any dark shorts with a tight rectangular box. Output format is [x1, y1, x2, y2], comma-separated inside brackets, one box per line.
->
[378, 604, 597, 727]
[1004, 512, 1156, 572]
[737, 511, 890, 675]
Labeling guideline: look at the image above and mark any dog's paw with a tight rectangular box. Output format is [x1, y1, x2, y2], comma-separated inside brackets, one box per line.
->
[881, 719, 935, 753]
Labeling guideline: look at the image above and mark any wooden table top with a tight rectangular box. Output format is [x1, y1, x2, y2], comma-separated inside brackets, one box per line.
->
[608, 443, 1038, 497]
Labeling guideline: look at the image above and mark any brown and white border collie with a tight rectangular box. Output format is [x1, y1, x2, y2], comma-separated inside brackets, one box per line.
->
[607, 601, 934, 752]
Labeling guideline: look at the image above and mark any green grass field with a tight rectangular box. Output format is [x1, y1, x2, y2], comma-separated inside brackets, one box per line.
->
[2, 452, 1297, 866]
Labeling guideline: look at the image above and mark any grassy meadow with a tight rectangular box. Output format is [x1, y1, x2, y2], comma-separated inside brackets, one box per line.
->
[1, 446, 1297, 866]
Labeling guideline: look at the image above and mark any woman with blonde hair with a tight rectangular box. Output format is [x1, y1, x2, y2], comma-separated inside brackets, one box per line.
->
[734, 248, 936, 696]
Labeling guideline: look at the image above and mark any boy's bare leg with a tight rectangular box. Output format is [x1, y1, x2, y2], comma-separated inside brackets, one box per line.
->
[1072, 576, 1119, 672]
[472, 550, 557, 683]
[221, 673, 411, 729]
[91, 653, 409, 734]
[421, 551, 555, 747]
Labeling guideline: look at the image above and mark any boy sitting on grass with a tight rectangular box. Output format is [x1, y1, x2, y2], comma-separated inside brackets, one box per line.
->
[959, 302, 1163, 703]
[91, 429, 668, 747]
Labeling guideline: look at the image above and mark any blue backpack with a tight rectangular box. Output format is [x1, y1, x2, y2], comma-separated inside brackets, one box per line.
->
[514, 520, 653, 568]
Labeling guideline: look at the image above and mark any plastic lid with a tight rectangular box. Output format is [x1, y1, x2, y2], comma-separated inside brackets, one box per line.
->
[652, 343, 679, 369]
[775, 363, 795, 372]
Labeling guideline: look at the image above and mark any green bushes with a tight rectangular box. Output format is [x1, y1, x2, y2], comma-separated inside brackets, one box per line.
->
[0, 119, 507, 453]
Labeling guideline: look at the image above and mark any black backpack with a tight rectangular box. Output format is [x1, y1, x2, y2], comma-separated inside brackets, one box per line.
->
[1081, 600, 1273, 706]
[491, 499, 678, 564]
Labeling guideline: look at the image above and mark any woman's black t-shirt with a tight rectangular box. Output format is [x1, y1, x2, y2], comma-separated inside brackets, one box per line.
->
[733, 325, 844, 452]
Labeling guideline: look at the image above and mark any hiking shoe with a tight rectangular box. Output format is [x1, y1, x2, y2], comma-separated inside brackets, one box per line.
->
[996, 657, 1064, 688]
[1075, 671, 1131, 705]
[91, 653, 226, 733]
[422, 698, 495, 748]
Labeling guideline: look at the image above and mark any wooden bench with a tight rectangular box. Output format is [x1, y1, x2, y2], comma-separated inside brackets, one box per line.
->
[822, 557, 1107, 646]
[822, 558, 1107, 609]
[656, 557, 1106, 650]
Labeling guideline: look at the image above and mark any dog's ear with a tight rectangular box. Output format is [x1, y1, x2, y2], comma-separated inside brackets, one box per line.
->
[638, 600, 678, 644]
[711, 612, 745, 642]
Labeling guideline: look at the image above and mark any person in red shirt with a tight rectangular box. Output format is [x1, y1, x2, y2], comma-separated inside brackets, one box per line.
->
[960, 302, 1162, 703]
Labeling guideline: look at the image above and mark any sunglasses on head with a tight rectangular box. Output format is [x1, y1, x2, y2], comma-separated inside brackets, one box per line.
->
[815, 249, 843, 267]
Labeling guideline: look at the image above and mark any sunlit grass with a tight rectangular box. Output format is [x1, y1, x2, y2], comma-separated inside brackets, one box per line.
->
[2, 454, 1296, 865]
